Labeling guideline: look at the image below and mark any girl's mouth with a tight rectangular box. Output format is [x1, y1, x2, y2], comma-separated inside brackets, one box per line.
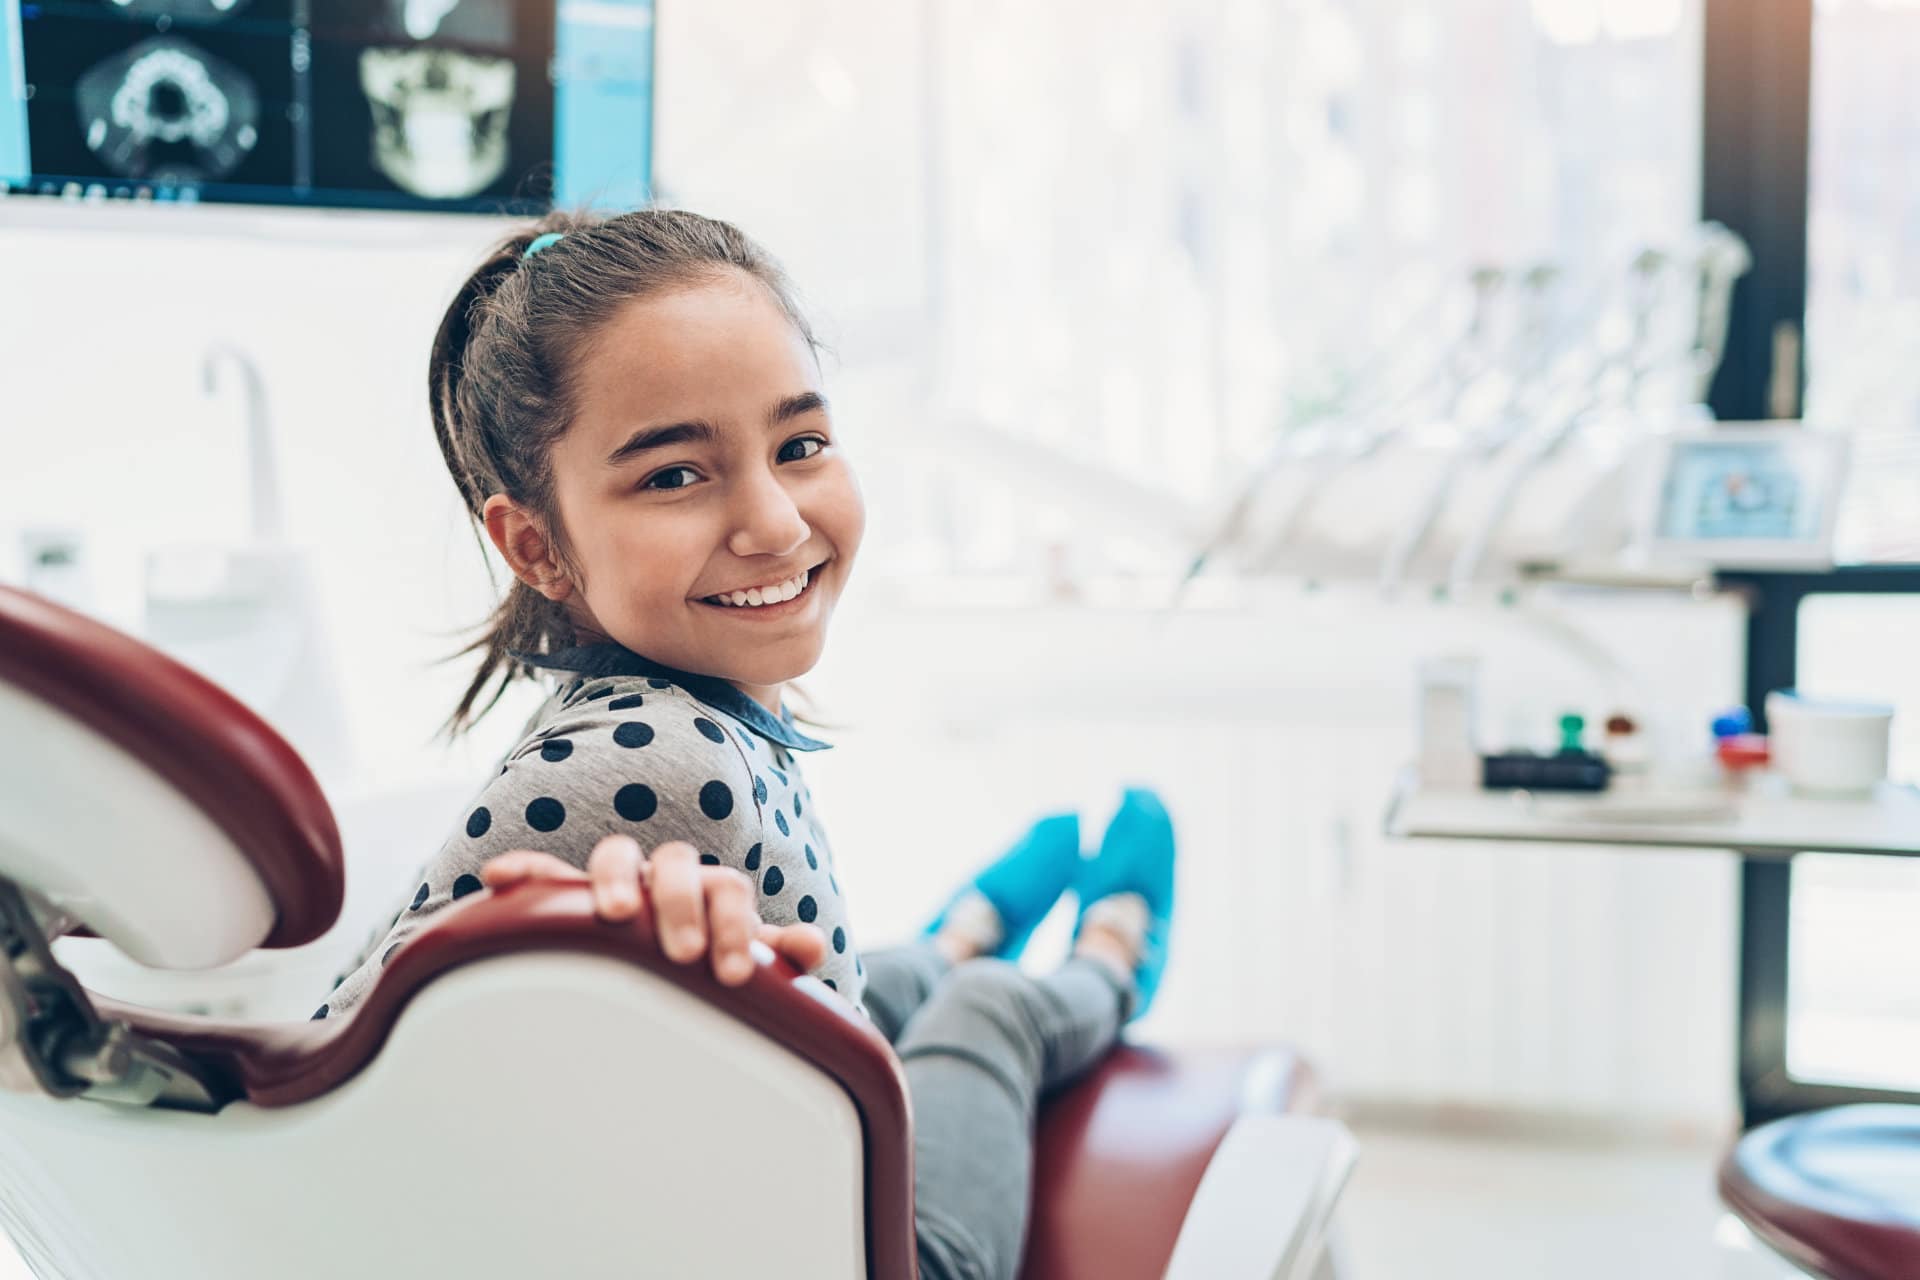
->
[695, 560, 828, 618]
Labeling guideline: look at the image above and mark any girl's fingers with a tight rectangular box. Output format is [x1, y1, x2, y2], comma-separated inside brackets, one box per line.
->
[479, 850, 581, 888]
[646, 842, 705, 961]
[756, 922, 829, 973]
[585, 835, 645, 921]
[703, 868, 756, 986]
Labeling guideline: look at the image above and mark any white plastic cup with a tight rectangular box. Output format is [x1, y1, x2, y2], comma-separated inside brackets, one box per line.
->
[1766, 691, 1893, 797]
[1417, 656, 1481, 788]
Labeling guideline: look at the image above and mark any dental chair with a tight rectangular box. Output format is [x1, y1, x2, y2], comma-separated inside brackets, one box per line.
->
[1719, 1106, 1920, 1280]
[0, 582, 1355, 1280]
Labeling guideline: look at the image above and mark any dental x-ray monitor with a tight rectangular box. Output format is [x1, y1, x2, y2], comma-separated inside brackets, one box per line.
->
[0, 0, 652, 213]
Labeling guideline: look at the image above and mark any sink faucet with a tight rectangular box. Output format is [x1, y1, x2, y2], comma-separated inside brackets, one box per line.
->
[201, 342, 283, 544]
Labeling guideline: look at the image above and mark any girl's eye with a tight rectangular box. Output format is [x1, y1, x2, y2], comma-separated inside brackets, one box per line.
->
[778, 436, 827, 464]
[643, 465, 701, 491]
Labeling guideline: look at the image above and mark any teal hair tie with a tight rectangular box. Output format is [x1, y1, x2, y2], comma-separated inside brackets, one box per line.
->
[523, 231, 565, 260]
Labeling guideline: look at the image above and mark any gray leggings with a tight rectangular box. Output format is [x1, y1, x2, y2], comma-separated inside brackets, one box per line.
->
[860, 944, 1133, 1280]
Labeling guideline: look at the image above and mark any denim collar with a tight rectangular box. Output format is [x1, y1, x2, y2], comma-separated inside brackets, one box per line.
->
[506, 642, 831, 752]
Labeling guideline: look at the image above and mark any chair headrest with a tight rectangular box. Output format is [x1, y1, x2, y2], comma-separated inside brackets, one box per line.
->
[0, 585, 343, 967]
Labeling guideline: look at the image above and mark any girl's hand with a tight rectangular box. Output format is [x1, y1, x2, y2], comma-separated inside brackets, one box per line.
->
[479, 835, 828, 986]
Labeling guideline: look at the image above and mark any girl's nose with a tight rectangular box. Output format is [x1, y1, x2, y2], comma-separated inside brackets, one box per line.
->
[726, 468, 810, 560]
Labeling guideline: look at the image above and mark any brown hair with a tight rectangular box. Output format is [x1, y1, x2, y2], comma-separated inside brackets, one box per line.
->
[426, 208, 821, 743]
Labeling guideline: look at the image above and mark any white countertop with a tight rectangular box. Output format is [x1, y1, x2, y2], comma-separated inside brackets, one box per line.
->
[1385, 768, 1920, 858]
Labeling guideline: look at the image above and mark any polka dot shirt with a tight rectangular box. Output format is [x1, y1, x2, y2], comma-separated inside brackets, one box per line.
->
[317, 649, 863, 1020]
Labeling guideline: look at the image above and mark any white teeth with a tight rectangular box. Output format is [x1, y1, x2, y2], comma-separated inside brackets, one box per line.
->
[708, 566, 815, 608]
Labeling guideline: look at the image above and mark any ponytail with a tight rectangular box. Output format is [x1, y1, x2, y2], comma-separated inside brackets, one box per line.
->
[427, 213, 589, 744]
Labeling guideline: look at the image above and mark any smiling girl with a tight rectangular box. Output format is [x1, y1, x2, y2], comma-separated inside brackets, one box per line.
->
[319, 209, 1177, 1280]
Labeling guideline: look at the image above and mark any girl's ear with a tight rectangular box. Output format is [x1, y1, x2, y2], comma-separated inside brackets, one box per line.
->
[482, 493, 577, 602]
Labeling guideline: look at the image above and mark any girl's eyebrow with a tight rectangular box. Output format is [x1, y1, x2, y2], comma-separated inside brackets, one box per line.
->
[604, 420, 718, 468]
[770, 391, 828, 425]
[603, 393, 827, 468]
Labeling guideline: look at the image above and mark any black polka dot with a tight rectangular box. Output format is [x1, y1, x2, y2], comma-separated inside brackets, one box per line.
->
[744, 843, 762, 871]
[586, 683, 615, 701]
[566, 678, 584, 698]
[794, 793, 803, 817]
[694, 717, 726, 744]
[823, 978, 837, 991]
[526, 797, 566, 832]
[383, 944, 401, 966]
[609, 694, 645, 711]
[763, 865, 785, 895]
[312, 1005, 329, 1020]
[770, 768, 789, 786]
[829, 873, 839, 895]
[540, 738, 574, 763]
[615, 783, 658, 822]
[648, 678, 671, 689]
[466, 807, 492, 838]
[736, 729, 756, 752]
[797, 895, 817, 923]
[452, 873, 484, 899]
[699, 781, 734, 820]
[804, 845, 817, 869]
[856, 955, 864, 976]
[613, 721, 655, 749]
[832, 927, 846, 953]
[753, 776, 769, 804]
[410, 882, 429, 911]
[699, 853, 720, 866]
[774, 810, 790, 836]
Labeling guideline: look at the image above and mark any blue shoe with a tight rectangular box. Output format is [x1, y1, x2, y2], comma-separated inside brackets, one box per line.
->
[924, 812, 1082, 959]
[1073, 787, 1176, 1020]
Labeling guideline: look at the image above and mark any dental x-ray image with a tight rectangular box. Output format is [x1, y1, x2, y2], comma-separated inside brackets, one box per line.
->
[358, 47, 514, 198]
[306, 0, 554, 208]
[9, 0, 598, 212]
[75, 37, 261, 181]
[374, 0, 515, 45]
[20, 8, 295, 187]
[102, 0, 256, 20]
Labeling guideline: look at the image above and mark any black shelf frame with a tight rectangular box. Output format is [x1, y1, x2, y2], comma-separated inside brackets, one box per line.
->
[1720, 567, 1920, 1128]
[1699, 2, 1920, 1126]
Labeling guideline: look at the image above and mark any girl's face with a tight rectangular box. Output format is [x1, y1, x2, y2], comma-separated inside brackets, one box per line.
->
[489, 272, 864, 705]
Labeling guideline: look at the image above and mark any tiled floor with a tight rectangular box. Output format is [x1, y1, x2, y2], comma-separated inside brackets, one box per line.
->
[1338, 1122, 1805, 1279]
[0, 1123, 1812, 1278]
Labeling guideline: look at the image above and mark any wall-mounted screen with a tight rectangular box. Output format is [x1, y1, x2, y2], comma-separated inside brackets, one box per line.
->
[1632, 425, 1852, 570]
[0, 0, 652, 213]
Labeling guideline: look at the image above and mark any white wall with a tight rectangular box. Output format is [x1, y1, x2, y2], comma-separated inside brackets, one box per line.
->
[0, 210, 529, 782]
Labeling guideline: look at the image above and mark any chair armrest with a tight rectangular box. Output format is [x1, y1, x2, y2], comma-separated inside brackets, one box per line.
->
[1161, 1114, 1356, 1280]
